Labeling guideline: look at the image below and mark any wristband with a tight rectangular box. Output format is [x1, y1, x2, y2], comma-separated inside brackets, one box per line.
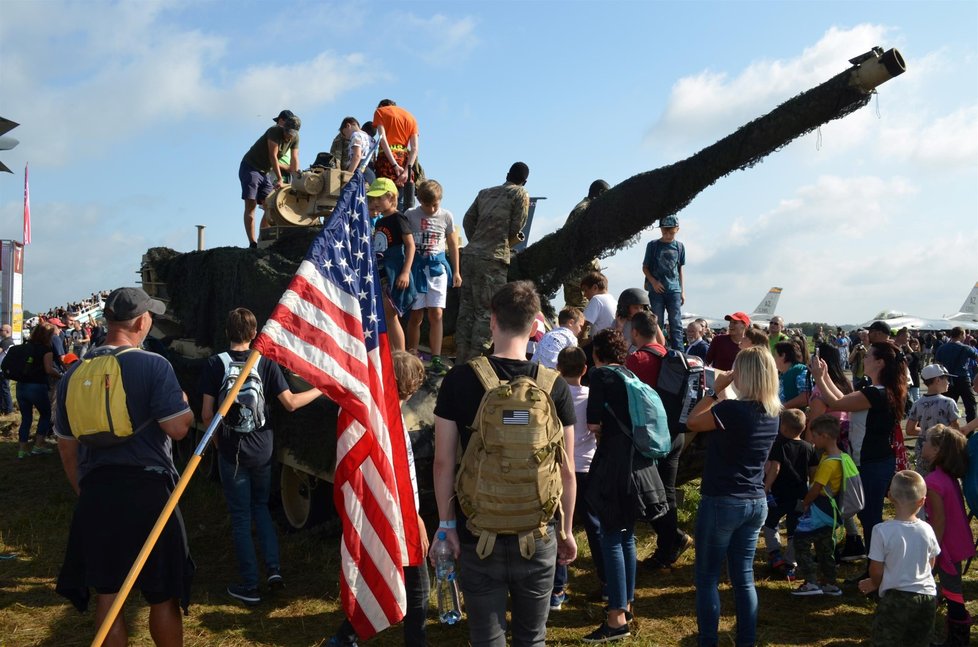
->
[438, 520, 457, 529]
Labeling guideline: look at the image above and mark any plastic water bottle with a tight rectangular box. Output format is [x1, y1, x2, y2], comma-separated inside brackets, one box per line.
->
[433, 531, 462, 624]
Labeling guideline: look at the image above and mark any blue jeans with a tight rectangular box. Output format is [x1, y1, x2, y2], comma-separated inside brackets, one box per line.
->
[16, 382, 51, 443]
[0, 375, 13, 414]
[695, 495, 767, 647]
[554, 471, 604, 593]
[650, 291, 683, 351]
[218, 455, 280, 589]
[857, 457, 896, 554]
[600, 523, 636, 612]
[459, 525, 556, 647]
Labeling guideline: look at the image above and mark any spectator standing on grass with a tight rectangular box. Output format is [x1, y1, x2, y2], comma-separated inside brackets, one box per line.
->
[906, 364, 961, 476]
[858, 470, 940, 647]
[550, 347, 602, 611]
[198, 308, 321, 606]
[13, 323, 62, 459]
[907, 337, 923, 405]
[850, 329, 869, 389]
[687, 346, 781, 647]
[774, 341, 811, 410]
[935, 327, 978, 423]
[812, 341, 907, 556]
[627, 312, 693, 573]
[0, 324, 14, 416]
[919, 425, 975, 646]
[54, 287, 194, 647]
[767, 316, 789, 354]
[686, 320, 709, 360]
[583, 328, 667, 643]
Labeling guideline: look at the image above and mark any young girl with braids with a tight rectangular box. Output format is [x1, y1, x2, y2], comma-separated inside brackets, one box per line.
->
[920, 425, 975, 646]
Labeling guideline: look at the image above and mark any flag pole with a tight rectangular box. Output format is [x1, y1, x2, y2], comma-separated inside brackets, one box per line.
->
[90, 348, 263, 647]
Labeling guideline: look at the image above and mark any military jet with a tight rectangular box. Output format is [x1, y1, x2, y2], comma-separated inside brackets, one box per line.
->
[861, 282, 978, 332]
[683, 286, 783, 330]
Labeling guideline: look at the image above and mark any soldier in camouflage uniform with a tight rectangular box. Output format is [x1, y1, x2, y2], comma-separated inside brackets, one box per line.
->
[455, 162, 530, 363]
[562, 180, 610, 308]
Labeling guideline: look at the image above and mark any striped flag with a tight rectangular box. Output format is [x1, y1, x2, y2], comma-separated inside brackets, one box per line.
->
[253, 171, 422, 639]
[23, 163, 31, 246]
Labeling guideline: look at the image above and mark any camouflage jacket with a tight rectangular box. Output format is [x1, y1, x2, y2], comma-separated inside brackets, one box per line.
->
[330, 133, 351, 170]
[462, 182, 529, 264]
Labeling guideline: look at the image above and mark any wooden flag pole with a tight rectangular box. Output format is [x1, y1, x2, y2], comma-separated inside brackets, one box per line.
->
[91, 349, 262, 647]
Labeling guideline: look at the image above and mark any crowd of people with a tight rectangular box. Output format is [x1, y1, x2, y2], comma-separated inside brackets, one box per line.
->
[7, 103, 978, 647]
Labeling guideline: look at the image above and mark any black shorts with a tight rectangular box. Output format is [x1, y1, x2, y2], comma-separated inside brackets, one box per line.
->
[56, 466, 195, 613]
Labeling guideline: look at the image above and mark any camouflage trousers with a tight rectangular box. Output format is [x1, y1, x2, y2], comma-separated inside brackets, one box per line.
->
[455, 254, 508, 364]
[871, 590, 936, 647]
[562, 259, 599, 309]
[794, 526, 836, 585]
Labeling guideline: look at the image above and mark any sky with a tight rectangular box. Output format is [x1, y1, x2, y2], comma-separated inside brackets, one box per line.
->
[1, 0, 976, 325]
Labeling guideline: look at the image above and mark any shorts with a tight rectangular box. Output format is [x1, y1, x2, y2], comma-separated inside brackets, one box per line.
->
[239, 159, 275, 202]
[412, 268, 448, 310]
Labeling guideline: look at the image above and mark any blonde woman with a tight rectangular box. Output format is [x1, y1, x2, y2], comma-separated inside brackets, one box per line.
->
[687, 346, 782, 647]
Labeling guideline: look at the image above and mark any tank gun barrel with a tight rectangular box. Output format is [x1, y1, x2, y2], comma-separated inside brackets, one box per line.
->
[511, 47, 906, 296]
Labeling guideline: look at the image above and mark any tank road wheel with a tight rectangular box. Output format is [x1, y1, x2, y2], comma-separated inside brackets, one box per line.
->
[279, 466, 328, 530]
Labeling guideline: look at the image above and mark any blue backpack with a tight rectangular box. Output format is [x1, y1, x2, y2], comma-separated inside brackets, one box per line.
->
[601, 365, 671, 461]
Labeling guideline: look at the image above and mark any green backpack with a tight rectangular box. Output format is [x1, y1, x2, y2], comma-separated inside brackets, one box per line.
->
[455, 357, 565, 560]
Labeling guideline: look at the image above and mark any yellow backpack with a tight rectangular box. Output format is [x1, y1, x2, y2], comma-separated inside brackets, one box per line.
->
[455, 357, 565, 560]
[65, 346, 147, 447]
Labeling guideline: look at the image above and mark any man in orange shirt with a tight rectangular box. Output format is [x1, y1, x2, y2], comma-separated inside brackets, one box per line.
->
[373, 99, 419, 210]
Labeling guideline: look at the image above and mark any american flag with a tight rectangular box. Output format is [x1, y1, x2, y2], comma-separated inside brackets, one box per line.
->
[253, 171, 422, 639]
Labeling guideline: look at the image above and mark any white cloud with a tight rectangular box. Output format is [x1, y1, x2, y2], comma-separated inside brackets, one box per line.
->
[878, 104, 978, 167]
[646, 24, 891, 152]
[0, 1, 372, 166]
[380, 12, 479, 67]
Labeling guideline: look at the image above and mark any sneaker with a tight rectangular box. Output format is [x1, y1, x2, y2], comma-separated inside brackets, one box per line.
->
[768, 549, 785, 569]
[583, 622, 631, 643]
[550, 590, 567, 610]
[428, 356, 449, 377]
[785, 567, 797, 582]
[17, 450, 29, 460]
[791, 581, 824, 597]
[821, 583, 843, 597]
[267, 570, 285, 591]
[30, 446, 54, 456]
[839, 535, 867, 562]
[227, 584, 261, 606]
[642, 553, 671, 571]
[248, 241, 258, 250]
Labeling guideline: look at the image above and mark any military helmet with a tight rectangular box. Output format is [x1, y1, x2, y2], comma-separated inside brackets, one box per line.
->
[618, 288, 650, 308]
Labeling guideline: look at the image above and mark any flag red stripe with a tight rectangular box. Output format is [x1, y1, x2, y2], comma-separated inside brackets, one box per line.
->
[267, 302, 370, 386]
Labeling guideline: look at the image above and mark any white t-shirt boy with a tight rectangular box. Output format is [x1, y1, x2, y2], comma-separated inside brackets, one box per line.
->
[868, 518, 940, 597]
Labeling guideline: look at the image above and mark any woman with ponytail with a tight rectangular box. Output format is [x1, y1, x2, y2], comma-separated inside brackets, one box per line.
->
[812, 341, 908, 553]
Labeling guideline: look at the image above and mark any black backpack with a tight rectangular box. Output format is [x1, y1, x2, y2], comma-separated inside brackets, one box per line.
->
[637, 346, 706, 434]
[1, 343, 47, 382]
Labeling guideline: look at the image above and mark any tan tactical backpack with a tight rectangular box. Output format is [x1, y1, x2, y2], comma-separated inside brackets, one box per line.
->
[455, 356, 566, 559]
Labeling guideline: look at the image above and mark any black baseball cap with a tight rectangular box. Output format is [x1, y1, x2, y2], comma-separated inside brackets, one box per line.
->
[867, 321, 892, 335]
[103, 287, 166, 321]
[274, 110, 296, 122]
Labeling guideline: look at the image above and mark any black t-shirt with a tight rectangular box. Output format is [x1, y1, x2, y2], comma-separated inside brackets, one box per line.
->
[198, 350, 289, 468]
[768, 434, 819, 501]
[434, 356, 576, 543]
[860, 385, 897, 464]
[701, 399, 779, 499]
[586, 365, 632, 439]
[372, 211, 410, 261]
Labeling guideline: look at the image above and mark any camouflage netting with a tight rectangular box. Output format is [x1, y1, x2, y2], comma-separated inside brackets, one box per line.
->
[510, 68, 873, 298]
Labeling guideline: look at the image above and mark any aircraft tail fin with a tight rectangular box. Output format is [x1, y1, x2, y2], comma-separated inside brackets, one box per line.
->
[948, 282, 978, 321]
[751, 287, 782, 319]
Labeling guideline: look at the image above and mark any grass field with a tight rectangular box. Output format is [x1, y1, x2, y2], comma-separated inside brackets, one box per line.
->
[2, 414, 976, 647]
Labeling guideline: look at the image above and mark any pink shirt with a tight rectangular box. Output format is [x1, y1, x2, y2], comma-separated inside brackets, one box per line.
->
[925, 466, 976, 570]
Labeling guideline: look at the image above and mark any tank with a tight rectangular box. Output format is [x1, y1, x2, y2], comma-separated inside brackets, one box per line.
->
[141, 47, 905, 528]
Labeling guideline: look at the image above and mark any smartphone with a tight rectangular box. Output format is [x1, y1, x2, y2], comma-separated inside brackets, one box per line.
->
[704, 367, 716, 390]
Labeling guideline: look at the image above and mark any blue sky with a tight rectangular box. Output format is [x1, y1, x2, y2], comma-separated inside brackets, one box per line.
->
[1, 1, 975, 324]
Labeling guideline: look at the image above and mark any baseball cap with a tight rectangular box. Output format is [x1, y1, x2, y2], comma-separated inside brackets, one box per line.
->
[274, 109, 296, 122]
[283, 115, 301, 131]
[103, 287, 166, 322]
[47, 317, 66, 328]
[659, 216, 679, 228]
[921, 364, 955, 381]
[62, 352, 80, 365]
[867, 321, 892, 335]
[366, 177, 398, 198]
[725, 312, 751, 325]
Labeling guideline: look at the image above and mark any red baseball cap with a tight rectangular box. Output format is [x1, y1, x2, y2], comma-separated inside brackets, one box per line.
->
[725, 312, 751, 325]
[48, 318, 66, 328]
